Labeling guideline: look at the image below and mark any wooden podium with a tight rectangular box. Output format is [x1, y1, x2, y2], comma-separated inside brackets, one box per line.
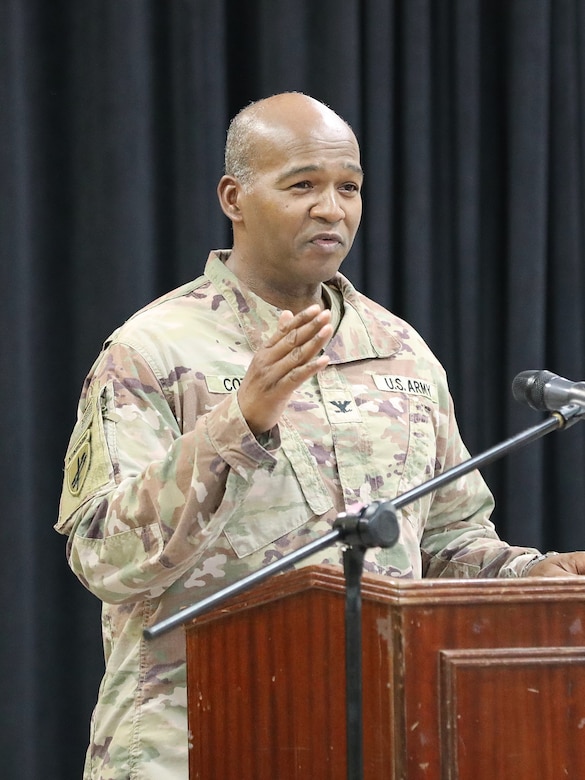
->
[185, 565, 585, 779]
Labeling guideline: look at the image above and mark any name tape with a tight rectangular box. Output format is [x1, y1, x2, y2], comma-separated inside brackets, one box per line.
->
[205, 375, 245, 394]
[373, 374, 437, 403]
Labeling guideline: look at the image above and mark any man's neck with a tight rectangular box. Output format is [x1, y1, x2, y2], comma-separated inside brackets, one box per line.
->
[224, 251, 326, 314]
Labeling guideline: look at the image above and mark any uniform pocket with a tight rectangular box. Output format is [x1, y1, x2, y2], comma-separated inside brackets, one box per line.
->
[224, 421, 333, 558]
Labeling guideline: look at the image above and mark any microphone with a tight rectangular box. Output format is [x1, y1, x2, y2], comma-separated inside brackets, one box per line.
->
[512, 369, 585, 412]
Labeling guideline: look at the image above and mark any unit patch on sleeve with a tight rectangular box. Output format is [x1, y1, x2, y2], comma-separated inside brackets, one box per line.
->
[66, 429, 92, 496]
[373, 374, 438, 403]
[56, 383, 115, 531]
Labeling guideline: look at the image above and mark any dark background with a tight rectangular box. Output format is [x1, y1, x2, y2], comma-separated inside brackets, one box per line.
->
[2, 1, 584, 777]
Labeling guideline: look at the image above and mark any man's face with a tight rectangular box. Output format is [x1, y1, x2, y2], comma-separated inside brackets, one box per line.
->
[234, 119, 363, 298]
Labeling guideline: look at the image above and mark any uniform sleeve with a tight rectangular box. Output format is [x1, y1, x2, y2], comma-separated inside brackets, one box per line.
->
[420, 392, 540, 579]
[56, 342, 279, 604]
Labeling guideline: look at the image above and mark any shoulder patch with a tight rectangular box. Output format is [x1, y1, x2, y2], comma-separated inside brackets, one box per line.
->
[66, 429, 92, 496]
[56, 383, 114, 533]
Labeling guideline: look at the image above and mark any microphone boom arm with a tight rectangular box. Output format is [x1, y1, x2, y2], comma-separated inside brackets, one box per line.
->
[145, 403, 583, 640]
[143, 402, 584, 780]
[392, 403, 583, 511]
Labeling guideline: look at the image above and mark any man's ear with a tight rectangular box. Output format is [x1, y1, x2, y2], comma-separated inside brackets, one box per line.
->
[217, 175, 244, 222]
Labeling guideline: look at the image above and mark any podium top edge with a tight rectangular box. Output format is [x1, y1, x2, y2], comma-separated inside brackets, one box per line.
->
[184, 564, 585, 628]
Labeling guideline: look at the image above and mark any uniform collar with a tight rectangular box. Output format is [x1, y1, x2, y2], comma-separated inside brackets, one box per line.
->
[204, 250, 401, 362]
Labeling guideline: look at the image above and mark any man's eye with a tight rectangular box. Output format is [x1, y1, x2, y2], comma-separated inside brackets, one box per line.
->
[341, 182, 360, 193]
[292, 181, 312, 189]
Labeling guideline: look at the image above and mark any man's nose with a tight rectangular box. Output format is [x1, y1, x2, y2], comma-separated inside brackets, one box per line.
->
[310, 188, 345, 221]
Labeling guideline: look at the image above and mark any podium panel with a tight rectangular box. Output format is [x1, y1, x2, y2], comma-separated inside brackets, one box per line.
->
[185, 565, 585, 779]
[439, 647, 585, 777]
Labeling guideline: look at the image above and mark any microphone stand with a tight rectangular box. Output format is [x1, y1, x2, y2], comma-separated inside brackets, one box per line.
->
[144, 403, 584, 780]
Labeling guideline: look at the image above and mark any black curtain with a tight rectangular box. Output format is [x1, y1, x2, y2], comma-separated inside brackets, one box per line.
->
[2, 1, 584, 777]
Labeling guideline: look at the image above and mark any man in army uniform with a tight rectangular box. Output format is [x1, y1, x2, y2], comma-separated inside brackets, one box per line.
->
[56, 92, 585, 779]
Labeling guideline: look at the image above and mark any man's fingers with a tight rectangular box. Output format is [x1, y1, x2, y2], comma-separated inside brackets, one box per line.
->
[264, 319, 332, 389]
[282, 322, 332, 368]
[266, 306, 333, 360]
[265, 304, 328, 347]
[237, 304, 333, 435]
[285, 352, 331, 384]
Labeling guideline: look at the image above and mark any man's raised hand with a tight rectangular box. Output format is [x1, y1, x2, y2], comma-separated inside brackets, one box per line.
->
[237, 304, 333, 435]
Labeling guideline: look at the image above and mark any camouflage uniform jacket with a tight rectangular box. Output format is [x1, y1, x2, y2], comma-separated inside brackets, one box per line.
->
[56, 250, 540, 779]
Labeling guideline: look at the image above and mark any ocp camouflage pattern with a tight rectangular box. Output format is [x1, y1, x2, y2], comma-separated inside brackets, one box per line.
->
[56, 251, 540, 779]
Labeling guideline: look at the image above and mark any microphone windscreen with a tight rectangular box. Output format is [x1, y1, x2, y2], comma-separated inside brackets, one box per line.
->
[511, 369, 555, 411]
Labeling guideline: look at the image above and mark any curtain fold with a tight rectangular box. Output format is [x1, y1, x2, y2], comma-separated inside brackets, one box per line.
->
[2, 2, 584, 777]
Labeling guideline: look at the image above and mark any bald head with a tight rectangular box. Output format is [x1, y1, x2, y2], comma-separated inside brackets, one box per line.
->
[224, 92, 357, 190]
